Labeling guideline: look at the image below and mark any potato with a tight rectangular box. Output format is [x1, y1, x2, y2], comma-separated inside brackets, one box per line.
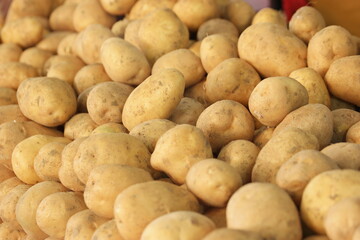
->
[0, 43, 22, 64]
[308, 26, 357, 77]
[37, 31, 73, 53]
[73, 132, 156, 184]
[251, 7, 287, 27]
[99, 0, 136, 15]
[16, 181, 67, 239]
[19, 47, 54, 74]
[0, 164, 15, 183]
[227, 182, 302, 240]
[64, 113, 98, 140]
[330, 96, 356, 111]
[87, 82, 134, 125]
[253, 126, 274, 149]
[273, 104, 333, 149]
[223, 0, 255, 33]
[127, 0, 177, 20]
[186, 158, 242, 207]
[129, 119, 176, 153]
[123, 19, 142, 50]
[49, 2, 77, 31]
[141, 211, 215, 240]
[91, 122, 128, 135]
[289, 67, 331, 107]
[73, 63, 111, 94]
[84, 164, 153, 218]
[353, 227, 360, 240]
[0, 62, 38, 89]
[152, 49, 205, 88]
[114, 181, 200, 240]
[5, 0, 52, 21]
[238, 23, 307, 77]
[304, 236, 329, 240]
[188, 40, 201, 57]
[0, 104, 28, 125]
[17, 77, 77, 127]
[100, 37, 151, 85]
[91, 219, 123, 240]
[77, 86, 94, 113]
[203, 228, 263, 240]
[347, 121, 360, 144]
[12, 134, 70, 184]
[151, 124, 213, 184]
[72, 0, 116, 32]
[36, 192, 87, 238]
[196, 100, 254, 152]
[252, 127, 320, 183]
[301, 169, 360, 234]
[289, 6, 326, 44]
[321, 142, 360, 170]
[276, 149, 339, 205]
[204, 58, 260, 106]
[197, 18, 239, 44]
[200, 34, 237, 73]
[218, 140, 260, 183]
[325, 55, 360, 106]
[57, 33, 77, 56]
[111, 18, 129, 38]
[64, 209, 108, 240]
[122, 68, 185, 130]
[248, 76, 308, 127]
[0, 177, 23, 203]
[33, 141, 69, 182]
[184, 80, 208, 106]
[0, 222, 26, 239]
[331, 109, 360, 143]
[58, 137, 86, 192]
[324, 197, 360, 240]
[203, 208, 226, 228]
[169, 97, 205, 126]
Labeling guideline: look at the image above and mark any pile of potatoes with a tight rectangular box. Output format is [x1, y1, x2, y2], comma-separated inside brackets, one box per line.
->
[1, 0, 360, 239]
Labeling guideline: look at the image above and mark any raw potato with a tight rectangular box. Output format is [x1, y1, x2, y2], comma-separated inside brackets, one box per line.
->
[64, 113, 98, 140]
[186, 158, 242, 207]
[276, 149, 339, 205]
[123, 19, 142, 50]
[0, 43, 22, 64]
[17, 77, 77, 127]
[100, 37, 151, 85]
[301, 169, 360, 234]
[169, 97, 205, 126]
[19, 47, 54, 74]
[77, 86, 94, 113]
[129, 119, 177, 153]
[0, 62, 39, 89]
[111, 18, 130, 38]
[197, 18, 239, 44]
[91, 122, 128, 135]
[0, 164, 16, 183]
[0, 177, 23, 203]
[84, 164, 153, 218]
[251, 7, 287, 27]
[37, 31, 73, 53]
[252, 127, 320, 183]
[99, 0, 136, 15]
[36, 192, 87, 238]
[0, 222, 26, 239]
[87, 82, 134, 125]
[321, 142, 360, 170]
[325, 55, 360, 106]
[289, 67, 331, 107]
[204, 57, 261, 106]
[16, 181, 67, 239]
[64, 209, 108, 240]
[253, 126, 274, 148]
[223, 0, 255, 33]
[127, 0, 177, 20]
[307, 25, 357, 77]
[289, 6, 326, 44]
[218, 140, 260, 183]
[91, 219, 123, 240]
[122, 68, 185, 131]
[141, 211, 216, 240]
[0, 104, 28, 125]
[238, 23, 307, 77]
[73, 63, 111, 94]
[331, 109, 360, 143]
[203, 228, 263, 240]
[57, 33, 77, 56]
[347, 121, 360, 144]
[49, 2, 77, 31]
[227, 182, 302, 240]
[196, 100, 255, 152]
[151, 124, 213, 184]
[330, 96, 356, 111]
[114, 181, 200, 240]
[204, 208, 226, 228]
[248, 76, 308, 127]
[184, 80, 208, 106]
[5, 0, 52, 21]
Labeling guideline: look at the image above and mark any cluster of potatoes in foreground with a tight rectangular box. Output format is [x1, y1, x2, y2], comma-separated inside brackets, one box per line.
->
[1, 0, 360, 239]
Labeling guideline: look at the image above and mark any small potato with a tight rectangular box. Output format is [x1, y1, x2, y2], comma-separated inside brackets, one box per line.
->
[169, 97, 205, 126]
[347, 121, 360, 144]
[204, 57, 260, 106]
[321, 142, 360, 170]
[203, 208, 226, 228]
[84, 164, 153, 218]
[141, 211, 215, 240]
[19, 47, 54, 74]
[114, 181, 200, 240]
[0, 164, 16, 183]
[17, 77, 77, 127]
[196, 100, 255, 152]
[253, 126, 274, 149]
[77, 86, 94, 113]
[57, 33, 77, 56]
[276, 149, 339, 205]
[252, 7, 287, 27]
[72, 0, 116, 32]
[111, 18, 130, 38]
[64, 113, 98, 140]
[73, 63, 111, 94]
[49, 2, 77, 31]
[330, 96, 356, 111]
[0, 43, 22, 64]
[37, 31, 73, 53]
[186, 158, 242, 207]
[200, 34, 238, 73]
[325, 55, 360, 106]
[99, 0, 136, 15]
[223, 0, 255, 33]
[152, 48, 205, 88]
[184, 80, 208, 106]
[252, 127, 319, 183]
[0, 222, 26, 239]
[227, 182, 302, 240]
[188, 40, 201, 57]
[218, 140, 260, 183]
[129, 119, 176, 153]
[122, 68, 185, 130]
[248, 77, 308, 127]
[91, 122, 128, 135]
[36, 192, 87, 239]
[289, 67, 331, 107]
[0, 177, 24, 203]
[91, 220, 123, 240]
[203, 228, 263, 240]
[238, 23, 307, 77]
[151, 124, 213, 184]
[289, 6, 326, 44]
[5, 0, 52, 21]
[331, 109, 360, 143]
[0, 104, 28, 125]
[87, 82, 134, 125]
[0, 62, 39, 89]
[123, 19, 142, 50]
[100, 37, 151, 85]
[308, 26, 357, 77]
[197, 18, 239, 44]
[127, 0, 177, 20]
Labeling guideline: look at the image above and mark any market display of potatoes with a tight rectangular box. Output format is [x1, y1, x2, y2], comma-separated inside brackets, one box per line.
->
[0, 0, 360, 239]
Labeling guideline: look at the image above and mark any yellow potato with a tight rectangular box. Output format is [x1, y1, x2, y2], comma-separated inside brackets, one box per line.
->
[0, 104, 28, 125]
[91, 219, 123, 240]
[0, 62, 39, 89]
[111, 18, 130, 38]
[197, 18, 239, 44]
[64, 113, 98, 140]
[99, 0, 136, 15]
[203, 228, 263, 240]
[321, 142, 360, 170]
[223, 0, 255, 33]
[0, 222, 26, 239]
[0, 177, 24, 203]
[127, 0, 177, 20]
[0, 43, 22, 64]
[77, 86, 94, 113]
[73, 63, 111, 94]
[346, 120, 360, 144]
[5, 0, 52, 21]
[123, 19, 142, 50]
[331, 109, 360, 143]
[57, 33, 77, 56]
[169, 97, 205, 126]
[203, 207, 226, 228]
[37, 31, 73, 53]
[184, 79, 208, 106]
[19, 47, 54, 75]
[252, 7, 287, 27]
[253, 126, 274, 149]
[49, 2, 77, 31]
[91, 122, 128, 135]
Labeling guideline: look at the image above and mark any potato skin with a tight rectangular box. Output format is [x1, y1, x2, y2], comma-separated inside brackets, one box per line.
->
[91, 219, 123, 240]
[0, 62, 39, 89]
[202, 228, 263, 240]
[0, 43, 22, 64]
[331, 109, 360, 143]
[321, 142, 360, 170]
[251, 7, 287, 27]
[346, 121, 360, 144]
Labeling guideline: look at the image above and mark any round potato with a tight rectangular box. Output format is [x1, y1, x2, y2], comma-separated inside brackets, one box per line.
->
[99, 0, 136, 15]
[91, 122, 128, 135]
[347, 120, 360, 144]
[91, 219, 123, 240]
[203, 228, 263, 240]
[197, 18, 239, 44]
[19, 47, 54, 75]
[57, 33, 77, 56]
[169, 97, 205, 126]
[0, 87, 17, 106]
[321, 142, 360, 170]
[37, 31, 73, 53]
[64, 113, 98, 140]
[251, 7, 287, 27]
[331, 109, 360, 143]
[203, 207, 226, 228]
[0, 222, 26, 239]
[73, 63, 111, 94]
[0, 104, 28, 125]
[49, 2, 77, 31]
[127, 0, 177, 20]
[0, 62, 39, 89]
[0, 43, 22, 64]
[223, 0, 255, 33]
